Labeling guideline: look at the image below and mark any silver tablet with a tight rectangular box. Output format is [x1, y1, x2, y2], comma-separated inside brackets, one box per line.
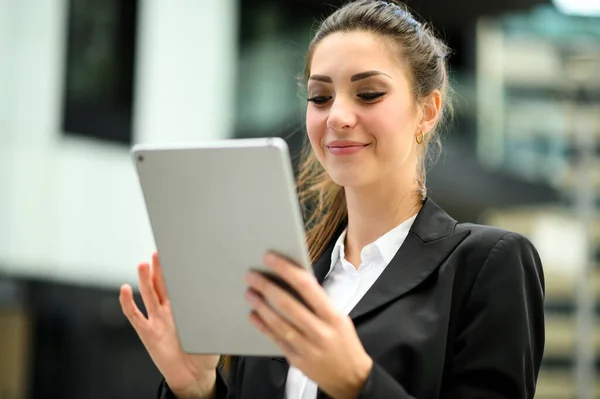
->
[132, 137, 311, 356]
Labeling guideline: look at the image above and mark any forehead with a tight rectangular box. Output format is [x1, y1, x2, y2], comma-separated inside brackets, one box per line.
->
[309, 30, 404, 79]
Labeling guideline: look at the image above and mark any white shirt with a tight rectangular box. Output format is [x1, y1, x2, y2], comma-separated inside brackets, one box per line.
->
[284, 215, 417, 399]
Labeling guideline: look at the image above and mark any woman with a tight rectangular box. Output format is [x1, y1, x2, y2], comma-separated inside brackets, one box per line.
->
[119, 1, 545, 398]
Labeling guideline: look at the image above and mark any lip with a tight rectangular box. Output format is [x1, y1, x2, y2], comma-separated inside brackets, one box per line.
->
[326, 140, 369, 148]
[325, 140, 370, 156]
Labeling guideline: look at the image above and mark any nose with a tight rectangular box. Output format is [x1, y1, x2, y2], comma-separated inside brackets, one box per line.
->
[326, 97, 357, 132]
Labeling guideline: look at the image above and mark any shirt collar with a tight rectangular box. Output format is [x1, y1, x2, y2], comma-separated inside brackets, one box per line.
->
[330, 228, 347, 267]
[372, 214, 417, 265]
[325, 214, 418, 278]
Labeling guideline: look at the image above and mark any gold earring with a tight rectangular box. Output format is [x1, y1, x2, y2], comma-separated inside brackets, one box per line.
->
[416, 131, 425, 144]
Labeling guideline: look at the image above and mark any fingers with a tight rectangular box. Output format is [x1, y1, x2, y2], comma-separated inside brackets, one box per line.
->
[119, 284, 147, 331]
[245, 273, 324, 339]
[151, 252, 169, 304]
[249, 310, 298, 356]
[263, 253, 338, 322]
[138, 262, 160, 315]
[246, 292, 307, 355]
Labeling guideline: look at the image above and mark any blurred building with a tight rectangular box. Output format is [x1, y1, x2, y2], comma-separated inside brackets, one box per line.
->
[0, 0, 598, 398]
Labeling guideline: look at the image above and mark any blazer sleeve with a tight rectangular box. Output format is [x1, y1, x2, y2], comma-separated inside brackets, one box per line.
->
[157, 356, 241, 399]
[357, 232, 545, 399]
[444, 232, 545, 398]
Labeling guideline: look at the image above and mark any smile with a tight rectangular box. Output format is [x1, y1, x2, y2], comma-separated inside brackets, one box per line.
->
[326, 143, 370, 155]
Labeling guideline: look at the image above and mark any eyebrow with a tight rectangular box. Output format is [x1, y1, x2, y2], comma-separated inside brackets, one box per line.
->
[351, 71, 390, 81]
[308, 70, 391, 83]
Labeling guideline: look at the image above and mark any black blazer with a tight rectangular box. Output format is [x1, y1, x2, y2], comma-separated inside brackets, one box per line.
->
[160, 198, 545, 399]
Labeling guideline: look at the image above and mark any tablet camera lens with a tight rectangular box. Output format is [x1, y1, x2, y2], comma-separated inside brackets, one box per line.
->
[137, 155, 144, 162]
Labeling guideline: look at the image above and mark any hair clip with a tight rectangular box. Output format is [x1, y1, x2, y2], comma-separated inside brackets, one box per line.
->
[391, 6, 422, 37]
[370, 1, 423, 38]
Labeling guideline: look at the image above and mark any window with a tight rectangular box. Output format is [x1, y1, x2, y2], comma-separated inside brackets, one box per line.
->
[61, 0, 139, 145]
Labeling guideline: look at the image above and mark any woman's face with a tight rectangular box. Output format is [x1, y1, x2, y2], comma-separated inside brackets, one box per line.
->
[306, 30, 423, 189]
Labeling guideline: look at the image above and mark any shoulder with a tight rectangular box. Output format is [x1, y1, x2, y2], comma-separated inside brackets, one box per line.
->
[451, 222, 544, 298]
[456, 221, 530, 247]
[454, 222, 541, 264]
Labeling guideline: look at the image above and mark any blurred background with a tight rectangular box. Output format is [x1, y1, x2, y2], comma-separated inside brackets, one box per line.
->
[0, 0, 599, 397]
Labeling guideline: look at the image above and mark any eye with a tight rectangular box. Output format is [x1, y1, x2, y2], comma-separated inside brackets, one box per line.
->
[357, 92, 386, 102]
[307, 95, 332, 106]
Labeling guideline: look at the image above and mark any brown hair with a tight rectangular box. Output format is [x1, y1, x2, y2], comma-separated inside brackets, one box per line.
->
[221, 0, 451, 374]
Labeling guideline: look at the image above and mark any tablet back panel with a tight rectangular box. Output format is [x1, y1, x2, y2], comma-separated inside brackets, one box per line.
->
[132, 137, 311, 356]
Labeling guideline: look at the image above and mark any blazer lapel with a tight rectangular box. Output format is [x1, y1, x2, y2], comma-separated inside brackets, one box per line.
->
[313, 235, 339, 285]
[348, 198, 470, 321]
[262, 357, 290, 399]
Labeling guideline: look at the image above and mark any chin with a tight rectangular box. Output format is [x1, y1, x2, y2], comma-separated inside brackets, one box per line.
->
[327, 169, 371, 188]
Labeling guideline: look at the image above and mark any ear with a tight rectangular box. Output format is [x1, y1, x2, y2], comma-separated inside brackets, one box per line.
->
[417, 89, 442, 138]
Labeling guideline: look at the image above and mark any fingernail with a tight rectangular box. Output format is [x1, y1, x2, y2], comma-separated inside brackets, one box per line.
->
[245, 271, 258, 284]
[245, 290, 259, 303]
[264, 252, 277, 265]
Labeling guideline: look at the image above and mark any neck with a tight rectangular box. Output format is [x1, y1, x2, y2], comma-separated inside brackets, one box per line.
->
[343, 179, 422, 257]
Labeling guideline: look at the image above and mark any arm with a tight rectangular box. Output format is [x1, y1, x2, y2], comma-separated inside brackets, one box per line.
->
[157, 375, 215, 399]
[356, 232, 545, 399]
[443, 232, 545, 398]
[158, 357, 240, 399]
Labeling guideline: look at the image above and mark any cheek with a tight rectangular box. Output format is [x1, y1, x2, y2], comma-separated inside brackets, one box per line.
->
[305, 107, 327, 149]
[366, 104, 416, 156]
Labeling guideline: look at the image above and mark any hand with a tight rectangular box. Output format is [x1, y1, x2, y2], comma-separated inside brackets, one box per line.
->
[244, 253, 373, 399]
[119, 252, 219, 398]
